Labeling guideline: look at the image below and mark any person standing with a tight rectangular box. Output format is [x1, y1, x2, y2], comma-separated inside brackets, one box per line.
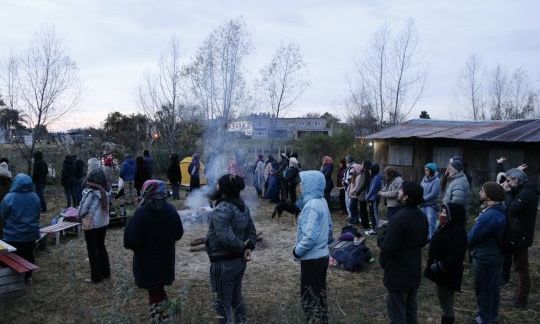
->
[424, 203, 467, 324]
[421, 162, 441, 240]
[0, 174, 40, 283]
[124, 180, 184, 322]
[468, 182, 506, 324]
[74, 155, 86, 204]
[442, 157, 470, 209]
[31, 151, 48, 212]
[79, 164, 111, 284]
[0, 162, 12, 239]
[265, 159, 281, 203]
[188, 154, 201, 191]
[336, 158, 347, 214]
[206, 174, 257, 324]
[320, 156, 334, 203]
[135, 156, 150, 198]
[357, 160, 372, 229]
[143, 150, 154, 179]
[342, 155, 355, 220]
[365, 164, 382, 235]
[253, 154, 265, 198]
[103, 156, 114, 190]
[120, 154, 136, 204]
[293, 171, 333, 324]
[285, 157, 301, 203]
[61, 155, 78, 207]
[501, 168, 538, 308]
[272, 153, 289, 202]
[379, 181, 428, 324]
[166, 153, 181, 200]
[378, 167, 404, 221]
[348, 163, 363, 225]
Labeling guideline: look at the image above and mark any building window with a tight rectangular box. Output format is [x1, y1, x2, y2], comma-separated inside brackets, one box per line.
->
[314, 121, 321, 126]
[255, 130, 265, 136]
[307, 121, 311, 126]
[299, 121, 305, 127]
[288, 122, 295, 127]
[388, 144, 413, 166]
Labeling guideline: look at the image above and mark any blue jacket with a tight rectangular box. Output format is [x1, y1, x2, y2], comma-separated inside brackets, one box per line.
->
[0, 174, 40, 242]
[366, 173, 382, 202]
[468, 203, 506, 264]
[120, 158, 136, 181]
[294, 171, 333, 260]
[421, 175, 440, 207]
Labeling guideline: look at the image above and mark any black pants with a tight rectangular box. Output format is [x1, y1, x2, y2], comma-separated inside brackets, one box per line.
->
[210, 259, 247, 324]
[35, 182, 47, 212]
[84, 227, 111, 283]
[190, 176, 200, 191]
[386, 288, 418, 324]
[503, 247, 530, 304]
[301, 256, 329, 324]
[279, 178, 288, 202]
[288, 183, 298, 204]
[338, 189, 346, 212]
[4, 241, 35, 281]
[359, 200, 369, 229]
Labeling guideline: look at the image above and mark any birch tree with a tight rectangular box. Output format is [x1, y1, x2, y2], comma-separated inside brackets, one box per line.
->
[457, 54, 486, 120]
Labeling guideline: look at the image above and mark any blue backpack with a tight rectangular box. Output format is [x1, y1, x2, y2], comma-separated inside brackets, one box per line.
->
[332, 241, 372, 272]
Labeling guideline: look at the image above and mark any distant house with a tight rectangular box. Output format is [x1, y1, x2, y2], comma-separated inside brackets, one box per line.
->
[228, 115, 332, 139]
[365, 119, 540, 187]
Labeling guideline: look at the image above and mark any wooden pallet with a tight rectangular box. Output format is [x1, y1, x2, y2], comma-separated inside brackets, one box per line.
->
[40, 221, 81, 246]
[0, 267, 25, 301]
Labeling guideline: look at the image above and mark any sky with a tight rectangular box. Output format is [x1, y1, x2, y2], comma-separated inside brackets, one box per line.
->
[1, 0, 539, 131]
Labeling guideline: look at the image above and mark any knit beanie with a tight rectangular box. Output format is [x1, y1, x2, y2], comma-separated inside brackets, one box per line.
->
[104, 156, 113, 166]
[424, 162, 437, 174]
[0, 162, 12, 179]
[218, 174, 245, 197]
[449, 156, 464, 172]
[482, 182, 506, 202]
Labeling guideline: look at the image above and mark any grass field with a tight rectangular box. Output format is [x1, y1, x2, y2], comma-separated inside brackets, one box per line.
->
[0, 185, 538, 323]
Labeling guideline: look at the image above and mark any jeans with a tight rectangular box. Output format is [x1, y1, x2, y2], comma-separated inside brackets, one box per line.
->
[4, 241, 35, 281]
[171, 183, 180, 199]
[473, 259, 501, 323]
[64, 184, 78, 207]
[35, 182, 47, 212]
[301, 256, 329, 324]
[386, 288, 418, 324]
[349, 197, 359, 224]
[345, 190, 352, 217]
[84, 227, 111, 283]
[436, 285, 455, 318]
[502, 247, 530, 304]
[422, 206, 439, 240]
[210, 258, 247, 324]
[368, 200, 380, 229]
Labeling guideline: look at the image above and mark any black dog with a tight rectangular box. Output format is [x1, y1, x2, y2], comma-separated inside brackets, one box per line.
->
[272, 202, 301, 224]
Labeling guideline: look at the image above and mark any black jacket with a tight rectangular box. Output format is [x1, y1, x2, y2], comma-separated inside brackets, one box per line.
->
[167, 156, 181, 185]
[32, 159, 48, 185]
[60, 158, 76, 186]
[380, 205, 428, 292]
[206, 198, 257, 262]
[424, 204, 467, 291]
[504, 181, 538, 248]
[74, 159, 85, 179]
[285, 165, 300, 185]
[124, 201, 183, 289]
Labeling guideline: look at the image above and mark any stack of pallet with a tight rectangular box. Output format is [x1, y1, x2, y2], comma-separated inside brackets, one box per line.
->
[0, 240, 39, 301]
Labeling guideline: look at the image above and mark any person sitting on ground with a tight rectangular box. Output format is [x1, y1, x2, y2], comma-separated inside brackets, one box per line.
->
[124, 180, 184, 322]
[378, 166, 404, 221]
[206, 174, 257, 324]
[293, 171, 333, 324]
[424, 203, 467, 324]
[468, 182, 506, 324]
[0, 174, 40, 283]
[378, 181, 428, 324]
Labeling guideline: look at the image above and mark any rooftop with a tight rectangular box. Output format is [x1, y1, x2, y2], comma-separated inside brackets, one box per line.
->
[365, 119, 540, 143]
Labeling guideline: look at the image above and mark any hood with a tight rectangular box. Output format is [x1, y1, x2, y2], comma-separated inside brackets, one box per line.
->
[10, 174, 35, 193]
[298, 171, 325, 203]
[87, 158, 100, 173]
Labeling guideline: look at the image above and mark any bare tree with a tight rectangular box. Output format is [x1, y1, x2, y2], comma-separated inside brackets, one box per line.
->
[5, 26, 80, 172]
[350, 20, 426, 129]
[489, 65, 535, 119]
[139, 35, 191, 153]
[457, 54, 486, 120]
[259, 42, 309, 149]
[188, 18, 252, 149]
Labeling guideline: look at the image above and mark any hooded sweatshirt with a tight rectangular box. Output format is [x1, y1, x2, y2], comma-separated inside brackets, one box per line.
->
[294, 171, 333, 260]
[120, 156, 136, 181]
[0, 174, 40, 242]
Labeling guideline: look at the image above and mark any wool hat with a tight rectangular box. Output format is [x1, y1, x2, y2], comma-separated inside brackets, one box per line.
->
[482, 182, 506, 202]
[0, 162, 12, 179]
[449, 156, 464, 172]
[218, 174, 245, 197]
[104, 156, 113, 166]
[424, 162, 438, 174]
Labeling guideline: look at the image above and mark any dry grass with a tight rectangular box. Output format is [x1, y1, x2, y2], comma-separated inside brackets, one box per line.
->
[0, 185, 539, 323]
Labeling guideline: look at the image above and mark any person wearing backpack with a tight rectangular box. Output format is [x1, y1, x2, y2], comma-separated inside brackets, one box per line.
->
[468, 182, 506, 324]
[424, 203, 467, 324]
[501, 168, 538, 309]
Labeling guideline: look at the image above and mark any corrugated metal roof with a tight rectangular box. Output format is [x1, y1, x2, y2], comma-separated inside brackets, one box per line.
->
[365, 119, 540, 143]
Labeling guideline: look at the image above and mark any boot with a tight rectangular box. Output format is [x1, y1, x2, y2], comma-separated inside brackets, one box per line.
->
[441, 316, 455, 324]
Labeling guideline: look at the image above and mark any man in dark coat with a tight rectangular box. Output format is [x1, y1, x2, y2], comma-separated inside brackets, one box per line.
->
[272, 153, 289, 202]
[73, 155, 86, 204]
[31, 151, 48, 212]
[502, 168, 538, 308]
[166, 153, 181, 200]
[379, 181, 428, 324]
[424, 203, 467, 324]
[60, 155, 77, 207]
[124, 180, 183, 322]
[143, 150, 154, 179]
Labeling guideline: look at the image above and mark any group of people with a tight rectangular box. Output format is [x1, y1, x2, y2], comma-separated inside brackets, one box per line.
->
[165, 153, 201, 200]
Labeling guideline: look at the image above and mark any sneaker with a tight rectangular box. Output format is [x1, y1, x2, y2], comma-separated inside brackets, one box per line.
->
[365, 229, 377, 236]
